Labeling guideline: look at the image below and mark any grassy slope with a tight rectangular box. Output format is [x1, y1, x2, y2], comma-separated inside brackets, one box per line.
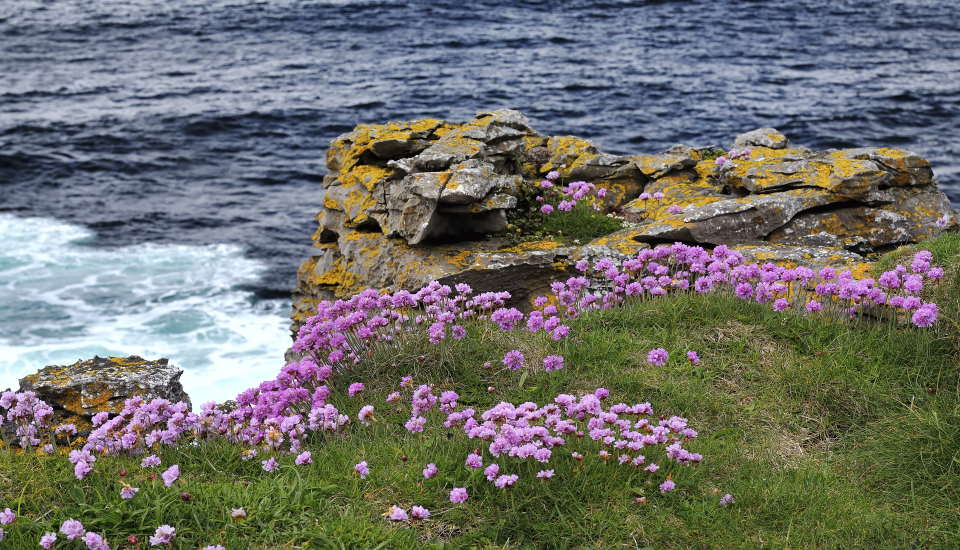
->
[2, 234, 959, 549]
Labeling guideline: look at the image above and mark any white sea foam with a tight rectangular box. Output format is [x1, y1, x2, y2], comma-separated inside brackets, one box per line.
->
[0, 214, 291, 406]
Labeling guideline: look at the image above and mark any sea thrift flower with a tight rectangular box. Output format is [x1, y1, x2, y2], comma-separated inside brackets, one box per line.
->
[61, 519, 85, 540]
[386, 506, 408, 521]
[231, 508, 247, 519]
[653, 191, 664, 200]
[502, 349, 525, 370]
[161, 465, 180, 487]
[537, 469, 555, 479]
[141, 455, 161, 468]
[404, 416, 426, 433]
[687, 351, 700, 365]
[667, 204, 683, 214]
[659, 479, 676, 493]
[348, 383, 365, 397]
[357, 405, 375, 425]
[773, 298, 790, 312]
[261, 457, 278, 472]
[484, 463, 500, 481]
[646, 348, 669, 367]
[120, 486, 139, 500]
[0, 508, 14, 524]
[645, 463, 659, 473]
[386, 391, 401, 403]
[543, 355, 565, 371]
[449, 487, 468, 503]
[494, 474, 519, 488]
[295, 451, 313, 465]
[465, 453, 483, 468]
[720, 493, 734, 506]
[355, 461, 369, 479]
[410, 505, 430, 520]
[40, 533, 58, 548]
[805, 299, 822, 312]
[594, 387, 609, 399]
[422, 463, 438, 479]
[83, 532, 109, 550]
[74, 460, 93, 480]
[936, 215, 949, 228]
[203, 546, 226, 550]
[149, 525, 175, 546]
[540, 204, 555, 214]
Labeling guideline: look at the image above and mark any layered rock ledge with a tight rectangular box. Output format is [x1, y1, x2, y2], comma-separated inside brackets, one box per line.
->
[293, 110, 955, 328]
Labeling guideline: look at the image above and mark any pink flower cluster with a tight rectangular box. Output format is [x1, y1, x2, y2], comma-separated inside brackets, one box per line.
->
[534, 171, 607, 215]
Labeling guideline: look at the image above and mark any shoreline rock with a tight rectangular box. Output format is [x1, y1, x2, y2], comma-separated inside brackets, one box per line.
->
[17, 355, 190, 434]
[292, 110, 956, 332]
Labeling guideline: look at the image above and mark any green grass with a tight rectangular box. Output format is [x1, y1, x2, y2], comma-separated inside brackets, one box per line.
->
[2, 235, 959, 549]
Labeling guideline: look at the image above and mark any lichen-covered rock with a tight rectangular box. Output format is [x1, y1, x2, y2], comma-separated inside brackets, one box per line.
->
[733, 127, 789, 150]
[292, 114, 956, 334]
[18, 356, 190, 433]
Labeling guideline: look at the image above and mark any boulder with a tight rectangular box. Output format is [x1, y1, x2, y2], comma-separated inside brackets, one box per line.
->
[18, 355, 190, 433]
[292, 115, 956, 333]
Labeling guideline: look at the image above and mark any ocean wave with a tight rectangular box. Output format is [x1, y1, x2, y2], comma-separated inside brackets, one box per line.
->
[0, 214, 291, 406]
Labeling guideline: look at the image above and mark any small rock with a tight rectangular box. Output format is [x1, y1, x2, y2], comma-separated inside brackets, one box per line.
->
[18, 355, 191, 433]
[732, 127, 789, 150]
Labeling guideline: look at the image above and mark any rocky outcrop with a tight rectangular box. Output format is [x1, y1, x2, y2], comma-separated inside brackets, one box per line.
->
[18, 356, 190, 433]
[293, 110, 956, 327]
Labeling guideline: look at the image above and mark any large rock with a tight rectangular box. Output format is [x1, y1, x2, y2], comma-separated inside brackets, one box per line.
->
[292, 114, 956, 332]
[18, 356, 190, 433]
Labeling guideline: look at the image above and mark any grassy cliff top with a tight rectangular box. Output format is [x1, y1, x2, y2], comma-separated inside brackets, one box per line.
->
[2, 234, 959, 549]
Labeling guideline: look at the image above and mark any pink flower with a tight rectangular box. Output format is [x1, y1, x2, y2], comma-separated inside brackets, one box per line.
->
[295, 451, 313, 465]
[261, 457, 278, 472]
[120, 486, 139, 500]
[386, 391, 401, 403]
[540, 204, 555, 214]
[355, 461, 369, 479]
[161, 465, 180, 487]
[653, 192, 664, 200]
[386, 505, 408, 521]
[60, 519, 85, 540]
[348, 382, 365, 397]
[646, 348, 668, 367]
[667, 204, 682, 214]
[543, 355, 565, 372]
[149, 525, 175, 546]
[659, 479, 676, 493]
[720, 493, 734, 506]
[449, 487, 468, 503]
[230, 508, 247, 519]
[357, 405, 375, 425]
[422, 463, 438, 479]
[83, 531, 110, 550]
[536, 469, 554, 479]
[546, 170, 560, 181]
[484, 463, 500, 481]
[141, 455, 161, 468]
[40, 533, 58, 548]
[465, 453, 483, 469]
[0, 508, 14, 525]
[410, 505, 430, 520]
[494, 474, 519, 488]
[502, 350, 525, 370]
[686, 351, 700, 365]
[597, 188, 608, 198]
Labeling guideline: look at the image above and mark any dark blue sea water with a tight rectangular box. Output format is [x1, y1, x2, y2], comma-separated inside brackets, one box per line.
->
[1, 0, 958, 400]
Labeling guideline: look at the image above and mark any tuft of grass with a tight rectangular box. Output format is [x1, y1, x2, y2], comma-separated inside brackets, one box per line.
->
[2, 234, 959, 548]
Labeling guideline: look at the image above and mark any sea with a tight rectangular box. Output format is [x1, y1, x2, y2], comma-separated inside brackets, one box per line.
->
[1, 0, 958, 404]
